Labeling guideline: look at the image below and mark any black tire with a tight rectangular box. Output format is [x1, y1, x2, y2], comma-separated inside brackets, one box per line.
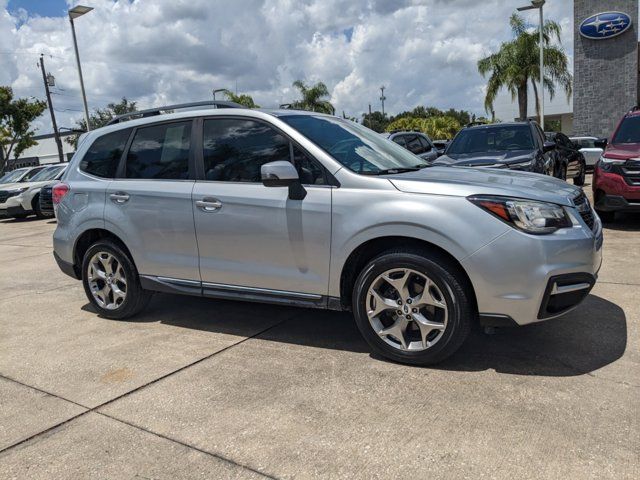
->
[573, 162, 586, 186]
[81, 239, 152, 319]
[352, 249, 473, 366]
[596, 209, 615, 223]
[33, 194, 47, 219]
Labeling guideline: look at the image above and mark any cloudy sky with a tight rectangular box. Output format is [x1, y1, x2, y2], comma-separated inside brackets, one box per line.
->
[1, 0, 573, 134]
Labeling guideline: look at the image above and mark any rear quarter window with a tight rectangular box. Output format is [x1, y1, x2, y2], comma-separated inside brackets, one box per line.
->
[79, 129, 131, 178]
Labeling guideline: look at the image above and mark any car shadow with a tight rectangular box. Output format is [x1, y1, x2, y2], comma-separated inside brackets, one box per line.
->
[602, 212, 640, 232]
[84, 292, 626, 377]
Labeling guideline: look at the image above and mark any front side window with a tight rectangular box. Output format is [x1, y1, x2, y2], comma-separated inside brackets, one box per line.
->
[405, 135, 425, 154]
[23, 167, 44, 181]
[280, 115, 427, 174]
[612, 116, 640, 144]
[126, 121, 191, 180]
[202, 118, 290, 182]
[80, 128, 131, 178]
[418, 135, 432, 151]
[447, 125, 535, 154]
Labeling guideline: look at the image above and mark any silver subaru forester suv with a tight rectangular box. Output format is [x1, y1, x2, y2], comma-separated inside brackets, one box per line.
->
[53, 106, 603, 365]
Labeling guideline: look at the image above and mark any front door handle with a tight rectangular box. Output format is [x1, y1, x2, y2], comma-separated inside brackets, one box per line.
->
[109, 192, 130, 204]
[195, 198, 222, 211]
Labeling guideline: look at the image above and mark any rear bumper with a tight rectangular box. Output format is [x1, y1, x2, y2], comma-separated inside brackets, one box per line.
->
[54, 251, 80, 279]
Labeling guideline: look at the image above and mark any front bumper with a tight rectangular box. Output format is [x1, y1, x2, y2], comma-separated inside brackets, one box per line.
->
[0, 204, 31, 218]
[462, 211, 603, 326]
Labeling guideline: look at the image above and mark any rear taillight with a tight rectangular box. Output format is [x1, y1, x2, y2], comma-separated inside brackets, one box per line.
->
[52, 183, 70, 205]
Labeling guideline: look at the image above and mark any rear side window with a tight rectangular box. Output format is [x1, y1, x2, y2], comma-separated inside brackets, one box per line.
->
[202, 118, 290, 182]
[125, 121, 191, 180]
[80, 129, 131, 178]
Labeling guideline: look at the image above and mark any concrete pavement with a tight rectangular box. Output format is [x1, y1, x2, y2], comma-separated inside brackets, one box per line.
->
[0, 177, 638, 479]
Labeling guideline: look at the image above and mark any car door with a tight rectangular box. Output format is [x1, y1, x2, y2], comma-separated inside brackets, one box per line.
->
[192, 116, 332, 300]
[104, 119, 200, 281]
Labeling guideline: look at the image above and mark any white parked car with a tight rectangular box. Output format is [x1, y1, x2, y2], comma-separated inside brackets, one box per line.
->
[0, 164, 67, 219]
[570, 136, 603, 168]
[0, 165, 46, 186]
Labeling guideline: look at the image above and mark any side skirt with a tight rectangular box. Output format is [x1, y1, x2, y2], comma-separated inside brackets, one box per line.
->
[139, 275, 340, 310]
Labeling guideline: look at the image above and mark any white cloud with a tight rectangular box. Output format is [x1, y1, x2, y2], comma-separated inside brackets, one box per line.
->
[1, 0, 572, 133]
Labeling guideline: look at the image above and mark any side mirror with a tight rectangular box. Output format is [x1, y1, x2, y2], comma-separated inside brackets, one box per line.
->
[594, 138, 608, 149]
[261, 160, 306, 200]
[543, 141, 556, 152]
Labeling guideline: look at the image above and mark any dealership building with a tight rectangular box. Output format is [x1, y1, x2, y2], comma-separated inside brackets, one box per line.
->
[494, 0, 638, 138]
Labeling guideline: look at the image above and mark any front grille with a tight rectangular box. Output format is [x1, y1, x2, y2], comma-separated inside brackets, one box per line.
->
[621, 161, 640, 186]
[573, 191, 595, 230]
[0, 191, 8, 204]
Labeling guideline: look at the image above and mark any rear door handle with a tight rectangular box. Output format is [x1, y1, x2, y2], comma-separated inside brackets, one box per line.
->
[109, 192, 130, 204]
[195, 198, 222, 211]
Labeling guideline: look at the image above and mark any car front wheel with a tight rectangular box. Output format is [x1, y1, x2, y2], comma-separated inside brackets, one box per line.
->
[81, 239, 152, 319]
[352, 249, 473, 365]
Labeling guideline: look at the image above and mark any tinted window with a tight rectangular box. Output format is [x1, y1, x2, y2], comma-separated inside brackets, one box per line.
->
[126, 122, 191, 180]
[203, 119, 290, 182]
[447, 125, 534, 154]
[418, 135, 432, 151]
[293, 145, 326, 185]
[392, 135, 407, 147]
[405, 135, 424, 154]
[80, 129, 131, 178]
[612, 116, 640, 144]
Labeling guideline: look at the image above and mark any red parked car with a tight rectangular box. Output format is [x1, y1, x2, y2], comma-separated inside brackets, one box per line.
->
[592, 107, 640, 222]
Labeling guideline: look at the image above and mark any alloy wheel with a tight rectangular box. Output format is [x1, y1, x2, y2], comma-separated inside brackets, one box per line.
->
[87, 252, 127, 310]
[366, 268, 448, 352]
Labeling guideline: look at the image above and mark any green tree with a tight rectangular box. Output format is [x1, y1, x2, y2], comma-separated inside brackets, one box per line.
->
[385, 115, 461, 140]
[222, 90, 260, 108]
[478, 13, 572, 122]
[0, 86, 46, 173]
[361, 110, 389, 132]
[290, 80, 335, 114]
[66, 97, 138, 148]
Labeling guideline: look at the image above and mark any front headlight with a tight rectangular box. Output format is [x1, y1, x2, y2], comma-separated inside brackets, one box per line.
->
[468, 195, 572, 234]
[6, 187, 28, 198]
[507, 158, 534, 169]
[598, 155, 625, 172]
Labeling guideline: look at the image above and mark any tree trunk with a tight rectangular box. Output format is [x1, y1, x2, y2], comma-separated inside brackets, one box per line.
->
[517, 83, 528, 121]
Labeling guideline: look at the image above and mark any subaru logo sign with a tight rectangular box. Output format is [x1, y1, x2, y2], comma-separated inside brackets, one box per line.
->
[580, 12, 632, 39]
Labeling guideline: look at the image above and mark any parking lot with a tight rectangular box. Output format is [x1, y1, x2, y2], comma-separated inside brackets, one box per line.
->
[0, 176, 638, 479]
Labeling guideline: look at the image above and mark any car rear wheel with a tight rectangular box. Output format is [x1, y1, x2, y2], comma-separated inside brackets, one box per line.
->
[352, 249, 473, 365]
[33, 194, 47, 219]
[81, 239, 152, 319]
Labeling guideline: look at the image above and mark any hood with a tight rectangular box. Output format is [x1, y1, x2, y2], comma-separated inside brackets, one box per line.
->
[385, 166, 580, 206]
[603, 143, 640, 161]
[0, 182, 24, 192]
[0, 180, 56, 192]
[435, 150, 534, 167]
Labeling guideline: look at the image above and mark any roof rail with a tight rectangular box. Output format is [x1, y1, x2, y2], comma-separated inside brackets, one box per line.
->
[106, 100, 244, 125]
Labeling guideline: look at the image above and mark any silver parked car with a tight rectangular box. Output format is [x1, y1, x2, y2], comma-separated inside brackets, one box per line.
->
[0, 164, 67, 219]
[382, 131, 439, 163]
[53, 106, 603, 365]
[570, 136, 603, 168]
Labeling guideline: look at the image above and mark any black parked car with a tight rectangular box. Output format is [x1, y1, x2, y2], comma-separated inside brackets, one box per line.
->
[435, 121, 555, 175]
[544, 132, 586, 186]
[39, 185, 55, 218]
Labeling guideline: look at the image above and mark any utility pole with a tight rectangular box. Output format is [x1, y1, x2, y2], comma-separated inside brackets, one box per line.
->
[368, 104, 372, 128]
[39, 55, 64, 164]
[379, 85, 386, 117]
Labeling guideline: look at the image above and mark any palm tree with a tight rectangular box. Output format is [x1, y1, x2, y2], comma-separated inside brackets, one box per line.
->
[290, 80, 335, 114]
[222, 90, 259, 108]
[478, 13, 572, 122]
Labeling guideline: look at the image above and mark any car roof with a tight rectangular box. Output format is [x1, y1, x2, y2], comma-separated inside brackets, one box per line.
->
[464, 121, 532, 130]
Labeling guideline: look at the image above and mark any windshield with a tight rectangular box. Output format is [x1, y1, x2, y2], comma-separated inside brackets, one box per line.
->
[280, 115, 427, 174]
[612, 116, 640, 144]
[0, 169, 28, 184]
[447, 125, 534, 154]
[30, 165, 65, 182]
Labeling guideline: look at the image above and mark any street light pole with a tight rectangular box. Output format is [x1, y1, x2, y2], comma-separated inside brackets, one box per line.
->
[39, 55, 64, 163]
[517, 0, 545, 129]
[379, 85, 386, 117]
[68, 5, 93, 131]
